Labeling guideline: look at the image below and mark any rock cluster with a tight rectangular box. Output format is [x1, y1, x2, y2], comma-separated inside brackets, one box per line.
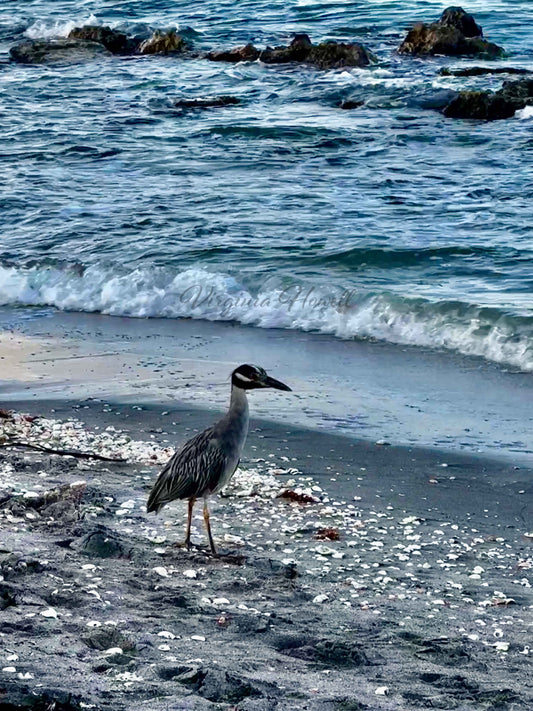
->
[9, 26, 190, 63]
[9, 10, 530, 123]
[398, 6, 504, 58]
[208, 33, 376, 69]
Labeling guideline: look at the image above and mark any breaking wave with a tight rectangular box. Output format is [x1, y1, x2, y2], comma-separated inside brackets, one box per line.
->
[24, 15, 99, 40]
[0, 262, 531, 372]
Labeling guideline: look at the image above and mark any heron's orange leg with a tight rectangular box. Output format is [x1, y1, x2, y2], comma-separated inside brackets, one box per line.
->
[203, 500, 217, 556]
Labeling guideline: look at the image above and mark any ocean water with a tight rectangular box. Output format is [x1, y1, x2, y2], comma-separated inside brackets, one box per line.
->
[1, 1, 533, 371]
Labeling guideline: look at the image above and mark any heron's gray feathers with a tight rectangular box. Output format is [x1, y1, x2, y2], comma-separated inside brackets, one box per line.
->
[146, 427, 233, 513]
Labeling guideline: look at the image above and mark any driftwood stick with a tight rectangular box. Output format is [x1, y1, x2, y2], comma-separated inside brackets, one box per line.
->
[0, 440, 127, 463]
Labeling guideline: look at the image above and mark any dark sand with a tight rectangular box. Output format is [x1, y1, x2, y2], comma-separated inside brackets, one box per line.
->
[1, 398, 532, 710]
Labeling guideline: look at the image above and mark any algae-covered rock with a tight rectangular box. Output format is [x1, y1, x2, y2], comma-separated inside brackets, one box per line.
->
[398, 6, 504, 58]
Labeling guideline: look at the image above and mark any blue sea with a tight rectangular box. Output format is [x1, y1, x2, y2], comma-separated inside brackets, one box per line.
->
[1, 1, 533, 372]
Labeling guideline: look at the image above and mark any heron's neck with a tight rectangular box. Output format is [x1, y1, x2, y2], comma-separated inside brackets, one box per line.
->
[229, 385, 249, 417]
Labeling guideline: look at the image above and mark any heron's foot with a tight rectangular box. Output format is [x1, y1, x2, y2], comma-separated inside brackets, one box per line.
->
[172, 538, 194, 550]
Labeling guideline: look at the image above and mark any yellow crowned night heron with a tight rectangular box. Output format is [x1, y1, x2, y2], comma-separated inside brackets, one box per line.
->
[147, 364, 291, 555]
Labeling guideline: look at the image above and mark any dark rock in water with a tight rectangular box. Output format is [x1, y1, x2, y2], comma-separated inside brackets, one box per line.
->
[399, 24, 503, 58]
[441, 66, 532, 77]
[259, 33, 313, 64]
[308, 41, 375, 69]
[398, 6, 504, 58]
[207, 43, 260, 63]
[68, 25, 136, 54]
[174, 96, 241, 109]
[260, 34, 375, 69]
[9, 39, 111, 64]
[339, 99, 364, 109]
[75, 525, 131, 558]
[442, 78, 533, 119]
[139, 29, 190, 55]
[439, 7, 483, 37]
[442, 91, 516, 119]
[498, 77, 533, 109]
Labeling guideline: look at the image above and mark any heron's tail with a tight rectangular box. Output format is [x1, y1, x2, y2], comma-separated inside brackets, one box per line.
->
[146, 487, 165, 514]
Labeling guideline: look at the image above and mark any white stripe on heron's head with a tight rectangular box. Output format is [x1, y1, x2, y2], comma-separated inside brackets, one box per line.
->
[233, 372, 254, 383]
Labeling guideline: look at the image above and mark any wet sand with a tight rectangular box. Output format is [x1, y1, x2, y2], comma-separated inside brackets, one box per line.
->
[1, 397, 532, 710]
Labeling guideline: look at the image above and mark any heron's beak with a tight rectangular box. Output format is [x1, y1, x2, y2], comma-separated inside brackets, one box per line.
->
[263, 375, 292, 391]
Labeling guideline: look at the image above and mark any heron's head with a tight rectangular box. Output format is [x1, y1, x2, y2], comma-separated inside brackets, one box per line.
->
[231, 364, 292, 392]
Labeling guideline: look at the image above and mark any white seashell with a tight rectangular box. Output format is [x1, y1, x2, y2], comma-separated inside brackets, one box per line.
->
[157, 631, 176, 639]
[493, 642, 509, 652]
[375, 686, 389, 695]
[18, 672, 34, 679]
[183, 569, 197, 579]
[314, 546, 335, 556]
[2, 667, 17, 673]
[6, 654, 18, 662]
[120, 500, 135, 509]
[104, 647, 123, 656]
[212, 598, 230, 606]
[41, 608, 58, 619]
[152, 566, 170, 578]
[312, 594, 329, 604]
[191, 635, 205, 642]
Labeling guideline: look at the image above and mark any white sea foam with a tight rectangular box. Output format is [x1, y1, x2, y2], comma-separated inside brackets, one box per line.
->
[517, 105, 533, 120]
[24, 14, 99, 40]
[0, 264, 531, 372]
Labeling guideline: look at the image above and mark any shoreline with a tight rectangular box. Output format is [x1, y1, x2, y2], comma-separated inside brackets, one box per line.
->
[1, 307, 532, 464]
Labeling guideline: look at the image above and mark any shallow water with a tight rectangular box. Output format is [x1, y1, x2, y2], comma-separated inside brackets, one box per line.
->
[1, 1, 533, 370]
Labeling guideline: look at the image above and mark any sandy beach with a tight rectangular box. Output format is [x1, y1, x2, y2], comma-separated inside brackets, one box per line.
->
[1, 314, 532, 710]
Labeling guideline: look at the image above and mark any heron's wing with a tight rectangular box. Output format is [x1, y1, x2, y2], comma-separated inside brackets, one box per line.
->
[146, 427, 229, 512]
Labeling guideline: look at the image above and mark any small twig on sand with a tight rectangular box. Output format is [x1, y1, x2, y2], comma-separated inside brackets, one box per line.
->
[0, 440, 127, 463]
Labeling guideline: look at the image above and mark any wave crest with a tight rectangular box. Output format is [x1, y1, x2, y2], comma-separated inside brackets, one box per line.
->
[0, 262, 531, 372]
